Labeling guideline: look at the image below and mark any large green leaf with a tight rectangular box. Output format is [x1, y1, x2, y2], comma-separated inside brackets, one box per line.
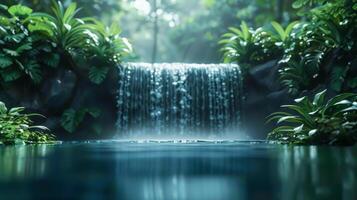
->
[0, 54, 13, 68]
[323, 93, 357, 115]
[88, 66, 109, 84]
[0, 101, 7, 114]
[281, 105, 314, 127]
[240, 21, 250, 41]
[1, 67, 22, 82]
[312, 89, 326, 107]
[15, 60, 42, 83]
[63, 3, 78, 24]
[285, 21, 299, 36]
[9, 107, 25, 115]
[61, 109, 85, 133]
[28, 21, 55, 37]
[8, 5, 33, 17]
[61, 108, 101, 133]
[16, 42, 32, 54]
[271, 21, 285, 41]
[3, 48, 19, 57]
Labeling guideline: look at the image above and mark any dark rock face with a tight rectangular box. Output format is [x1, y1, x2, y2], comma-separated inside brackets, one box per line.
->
[0, 67, 119, 140]
[249, 60, 282, 92]
[242, 60, 294, 139]
[61, 68, 119, 140]
[242, 60, 342, 139]
[41, 70, 77, 113]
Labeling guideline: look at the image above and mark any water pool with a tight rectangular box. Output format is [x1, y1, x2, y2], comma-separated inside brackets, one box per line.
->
[0, 141, 356, 200]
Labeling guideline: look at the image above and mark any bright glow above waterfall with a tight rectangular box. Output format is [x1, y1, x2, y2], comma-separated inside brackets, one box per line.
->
[131, 0, 151, 15]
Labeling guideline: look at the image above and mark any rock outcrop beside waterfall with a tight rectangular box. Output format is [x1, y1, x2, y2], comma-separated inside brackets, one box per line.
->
[243, 60, 342, 138]
[242, 60, 292, 138]
[0, 67, 119, 140]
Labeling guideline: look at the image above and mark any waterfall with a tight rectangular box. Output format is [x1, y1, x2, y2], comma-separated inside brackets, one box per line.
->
[116, 63, 244, 139]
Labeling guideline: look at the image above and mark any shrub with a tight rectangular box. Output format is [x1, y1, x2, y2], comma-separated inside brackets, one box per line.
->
[85, 22, 132, 84]
[219, 21, 282, 72]
[220, 0, 357, 95]
[1, 1, 133, 135]
[0, 101, 55, 144]
[0, 4, 59, 84]
[279, 0, 357, 95]
[267, 90, 357, 145]
[27, 1, 132, 85]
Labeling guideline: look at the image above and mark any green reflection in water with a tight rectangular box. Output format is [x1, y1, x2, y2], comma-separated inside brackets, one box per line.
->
[278, 146, 357, 200]
[0, 142, 356, 200]
[0, 145, 53, 180]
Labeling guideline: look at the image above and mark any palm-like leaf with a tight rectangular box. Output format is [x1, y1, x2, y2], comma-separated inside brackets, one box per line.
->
[29, 1, 96, 50]
[271, 21, 299, 42]
[267, 90, 357, 145]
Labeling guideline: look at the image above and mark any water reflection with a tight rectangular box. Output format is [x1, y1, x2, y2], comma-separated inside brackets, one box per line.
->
[278, 146, 357, 200]
[0, 145, 53, 181]
[0, 142, 356, 200]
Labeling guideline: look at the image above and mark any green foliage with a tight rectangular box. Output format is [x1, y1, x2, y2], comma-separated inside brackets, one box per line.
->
[88, 66, 109, 84]
[61, 107, 101, 133]
[219, 21, 282, 72]
[85, 22, 132, 84]
[267, 90, 357, 145]
[0, 101, 55, 144]
[0, 4, 57, 84]
[28, 1, 96, 51]
[220, 0, 356, 95]
[1, 2, 132, 137]
[8, 4, 32, 17]
[270, 21, 299, 43]
[1, 1, 132, 86]
[27, 1, 132, 84]
[278, 0, 357, 95]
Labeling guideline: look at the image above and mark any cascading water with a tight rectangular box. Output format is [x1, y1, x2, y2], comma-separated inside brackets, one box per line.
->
[116, 63, 244, 139]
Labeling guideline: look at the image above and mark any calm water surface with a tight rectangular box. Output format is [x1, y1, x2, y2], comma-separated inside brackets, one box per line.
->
[0, 141, 356, 200]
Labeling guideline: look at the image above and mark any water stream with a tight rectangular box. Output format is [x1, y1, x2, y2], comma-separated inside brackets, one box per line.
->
[116, 63, 244, 139]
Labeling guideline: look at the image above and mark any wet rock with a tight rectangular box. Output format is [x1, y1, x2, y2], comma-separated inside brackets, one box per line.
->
[248, 60, 281, 92]
[62, 67, 119, 138]
[243, 60, 295, 138]
[0, 89, 17, 107]
[41, 70, 77, 113]
[243, 88, 293, 139]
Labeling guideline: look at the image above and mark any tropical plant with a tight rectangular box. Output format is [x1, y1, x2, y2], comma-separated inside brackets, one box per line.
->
[0, 101, 55, 144]
[27, 1, 97, 52]
[267, 90, 357, 145]
[28, 1, 132, 85]
[278, 0, 357, 95]
[85, 22, 132, 84]
[270, 21, 299, 44]
[1, 2, 132, 136]
[0, 4, 58, 84]
[219, 21, 281, 72]
[61, 107, 101, 133]
[219, 0, 356, 95]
